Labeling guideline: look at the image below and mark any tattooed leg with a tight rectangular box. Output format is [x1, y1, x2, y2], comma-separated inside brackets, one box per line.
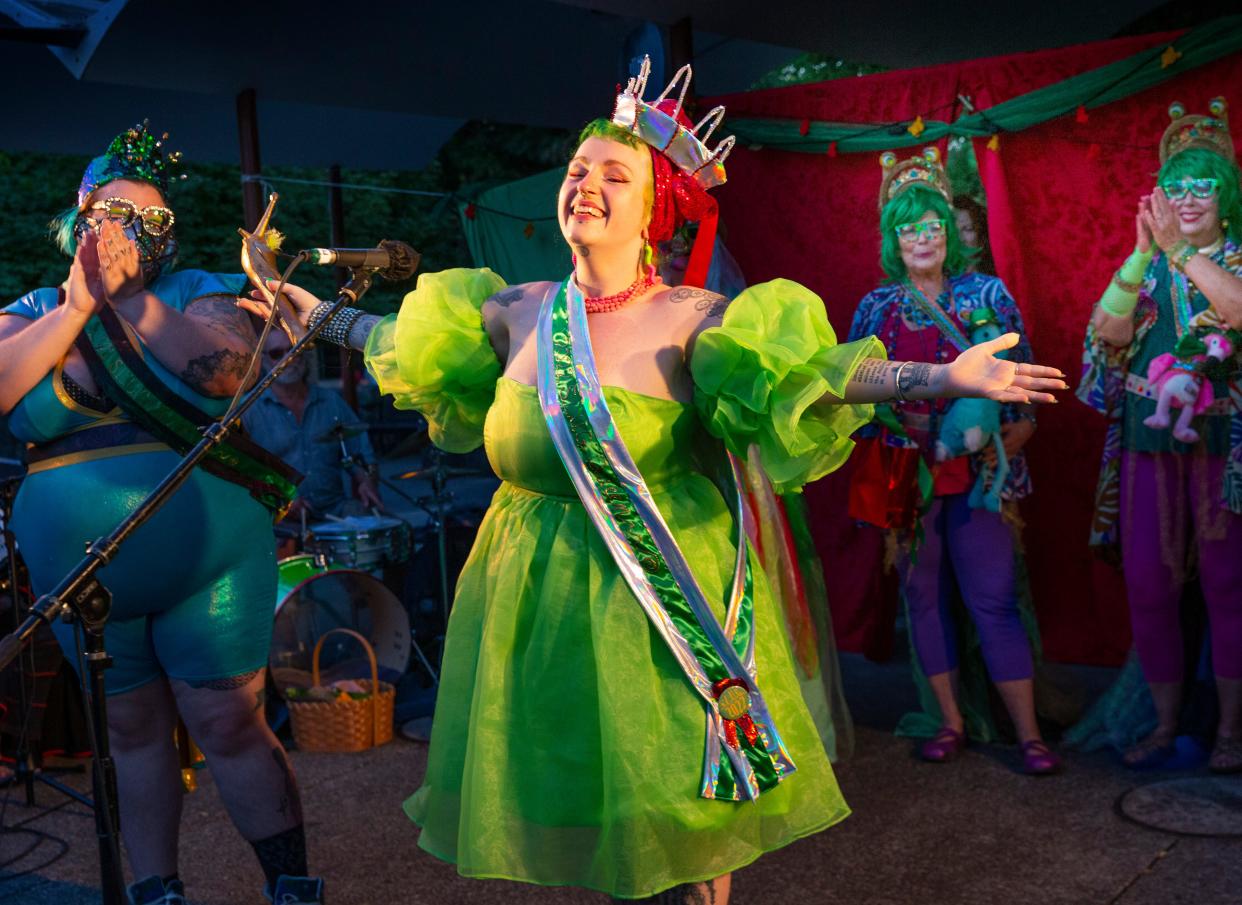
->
[250, 749, 309, 889]
[171, 671, 304, 842]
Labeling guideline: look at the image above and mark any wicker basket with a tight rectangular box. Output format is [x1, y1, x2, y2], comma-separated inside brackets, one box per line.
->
[287, 628, 394, 752]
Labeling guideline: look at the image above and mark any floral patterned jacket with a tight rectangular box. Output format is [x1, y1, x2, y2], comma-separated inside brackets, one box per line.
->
[848, 271, 1035, 501]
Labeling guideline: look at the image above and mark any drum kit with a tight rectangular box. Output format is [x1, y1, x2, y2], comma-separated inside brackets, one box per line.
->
[268, 419, 492, 715]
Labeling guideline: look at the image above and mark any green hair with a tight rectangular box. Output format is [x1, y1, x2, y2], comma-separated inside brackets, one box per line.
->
[879, 185, 975, 281]
[1158, 148, 1242, 244]
[574, 118, 654, 221]
[49, 205, 80, 257]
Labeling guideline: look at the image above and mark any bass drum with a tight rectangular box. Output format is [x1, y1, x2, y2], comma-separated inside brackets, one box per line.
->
[269, 555, 410, 697]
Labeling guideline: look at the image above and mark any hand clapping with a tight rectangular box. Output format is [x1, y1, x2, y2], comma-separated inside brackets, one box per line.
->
[1140, 189, 1184, 253]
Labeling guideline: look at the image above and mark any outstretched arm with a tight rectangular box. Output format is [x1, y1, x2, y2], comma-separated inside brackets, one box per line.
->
[237, 279, 514, 358]
[237, 279, 381, 352]
[830, 334, 1065, 406]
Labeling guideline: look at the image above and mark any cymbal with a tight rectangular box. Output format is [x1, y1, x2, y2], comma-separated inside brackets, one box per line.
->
[397, 465, 490, 481]
[314, 422, 369, 443]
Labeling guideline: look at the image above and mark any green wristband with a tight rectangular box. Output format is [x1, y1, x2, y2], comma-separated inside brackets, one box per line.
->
[1099, 246, 1152, 317]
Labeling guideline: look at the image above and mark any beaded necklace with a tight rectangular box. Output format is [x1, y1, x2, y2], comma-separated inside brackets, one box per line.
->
[576, 272, 660, 314]
[1169, 239, 1228, 337]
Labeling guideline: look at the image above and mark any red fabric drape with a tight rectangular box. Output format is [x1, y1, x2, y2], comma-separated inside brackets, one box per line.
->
[706, 31, 1239, 665]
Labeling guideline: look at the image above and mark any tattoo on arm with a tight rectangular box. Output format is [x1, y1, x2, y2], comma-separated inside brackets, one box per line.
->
[180, 347, 252, 394]
[185, 295, 255, 343]
[897, 362, 932, 399]
[490, 288, 525, 308]
[347, 314, 383, 351]
[852, 359, 891, 386]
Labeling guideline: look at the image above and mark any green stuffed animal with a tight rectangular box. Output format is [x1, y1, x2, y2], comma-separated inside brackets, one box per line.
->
[934, 308, 1008, 513]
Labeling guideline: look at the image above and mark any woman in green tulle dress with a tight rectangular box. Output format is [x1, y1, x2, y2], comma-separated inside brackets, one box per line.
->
[241, 59, 1063, 904]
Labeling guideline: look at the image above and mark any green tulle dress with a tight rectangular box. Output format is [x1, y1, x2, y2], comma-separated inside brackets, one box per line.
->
[364, 269, 882, 898]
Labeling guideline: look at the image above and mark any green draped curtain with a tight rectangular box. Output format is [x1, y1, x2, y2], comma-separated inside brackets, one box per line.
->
[457, 167, 566, 283]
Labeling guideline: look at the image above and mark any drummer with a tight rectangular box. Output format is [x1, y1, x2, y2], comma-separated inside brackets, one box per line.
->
[242, 329, 382, 523]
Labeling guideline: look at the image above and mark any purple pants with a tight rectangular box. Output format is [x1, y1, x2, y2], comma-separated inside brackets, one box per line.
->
[1120, 450, 1242, 682]
[901, 494, 1033, 682]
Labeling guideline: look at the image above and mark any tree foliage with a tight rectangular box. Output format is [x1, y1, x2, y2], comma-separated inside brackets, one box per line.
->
[0, 120, 574, 316]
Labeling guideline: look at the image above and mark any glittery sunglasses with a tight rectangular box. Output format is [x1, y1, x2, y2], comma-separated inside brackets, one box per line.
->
[81, 196, 176, 237]
[895, 219, 946, 242]
[1160, 177, 1219, 200]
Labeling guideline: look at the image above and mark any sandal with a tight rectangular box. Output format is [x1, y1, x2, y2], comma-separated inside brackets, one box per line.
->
[1122, 734, 1177, 770]
[919, 726, 966, 763]
[1020, 740, 1063, 775]
[1209, 735, 1242, 775]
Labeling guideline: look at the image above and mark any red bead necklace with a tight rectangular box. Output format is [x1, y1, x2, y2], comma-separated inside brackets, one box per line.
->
[578, 271, 660, 314]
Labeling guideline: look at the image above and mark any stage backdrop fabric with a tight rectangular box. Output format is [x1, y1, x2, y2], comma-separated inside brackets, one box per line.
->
[705, 30, 1242, 665]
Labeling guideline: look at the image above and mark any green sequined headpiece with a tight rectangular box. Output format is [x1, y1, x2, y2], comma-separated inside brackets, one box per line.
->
[76, 120, 185, 210]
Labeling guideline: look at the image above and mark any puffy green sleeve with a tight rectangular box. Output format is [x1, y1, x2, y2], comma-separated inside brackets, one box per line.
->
[363, 267, 506, 453]
[690, 278, 885, 494]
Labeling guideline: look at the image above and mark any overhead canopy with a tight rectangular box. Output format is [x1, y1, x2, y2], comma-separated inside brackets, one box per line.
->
[551, 0, 1170, 68]
[2, 0, 1171, 170]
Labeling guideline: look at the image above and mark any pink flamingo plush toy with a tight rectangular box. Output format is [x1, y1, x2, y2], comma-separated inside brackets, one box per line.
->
[1143, 332, 1236, 444]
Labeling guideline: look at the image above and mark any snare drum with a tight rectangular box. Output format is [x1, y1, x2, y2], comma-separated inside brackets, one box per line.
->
[304, 515, 410, 571]
[269, 554, 410, 697]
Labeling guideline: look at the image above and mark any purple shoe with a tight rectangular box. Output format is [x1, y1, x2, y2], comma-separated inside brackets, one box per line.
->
[920, 727, 966, 763]
[1020, 740, 1063, 775]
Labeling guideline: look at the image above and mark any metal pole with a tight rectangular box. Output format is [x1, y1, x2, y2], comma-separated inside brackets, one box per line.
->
[328, 163, 358, 411]
[236, 89, 264, 231]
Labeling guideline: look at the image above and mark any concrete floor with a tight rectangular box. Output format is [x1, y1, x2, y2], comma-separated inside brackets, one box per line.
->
[5, 648, 1241, 905]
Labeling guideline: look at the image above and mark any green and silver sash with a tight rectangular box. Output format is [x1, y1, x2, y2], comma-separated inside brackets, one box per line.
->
[74, 304, 300, 515]
[536, 278, 794, 801]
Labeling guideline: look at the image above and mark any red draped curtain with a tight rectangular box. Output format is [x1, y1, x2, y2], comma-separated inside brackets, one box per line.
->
[706, 32, 1242, 664]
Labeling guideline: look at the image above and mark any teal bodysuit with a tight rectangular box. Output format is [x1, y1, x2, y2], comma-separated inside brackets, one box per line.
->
[2, 270, 277, 694]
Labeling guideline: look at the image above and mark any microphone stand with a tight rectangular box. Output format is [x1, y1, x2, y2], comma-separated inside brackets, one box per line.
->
[0, 268, 376, 904]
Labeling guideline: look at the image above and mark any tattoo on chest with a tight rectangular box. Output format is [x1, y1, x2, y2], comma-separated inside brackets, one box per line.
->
[670, 287, 729, 318]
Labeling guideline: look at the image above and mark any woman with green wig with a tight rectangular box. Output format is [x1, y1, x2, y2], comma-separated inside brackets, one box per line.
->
[847, 147, 1060, 775]
[1078, 98, 1242, 773]
[242, 59, 1062, 903]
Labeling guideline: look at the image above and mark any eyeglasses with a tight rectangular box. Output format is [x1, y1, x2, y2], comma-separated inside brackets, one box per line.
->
[895, 219, 947, 243]
[1160, 178, 1219, 200]
[82, 197, 176, 236]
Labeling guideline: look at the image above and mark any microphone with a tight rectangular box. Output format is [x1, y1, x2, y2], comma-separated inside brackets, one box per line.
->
[303, 240, 420, 281]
